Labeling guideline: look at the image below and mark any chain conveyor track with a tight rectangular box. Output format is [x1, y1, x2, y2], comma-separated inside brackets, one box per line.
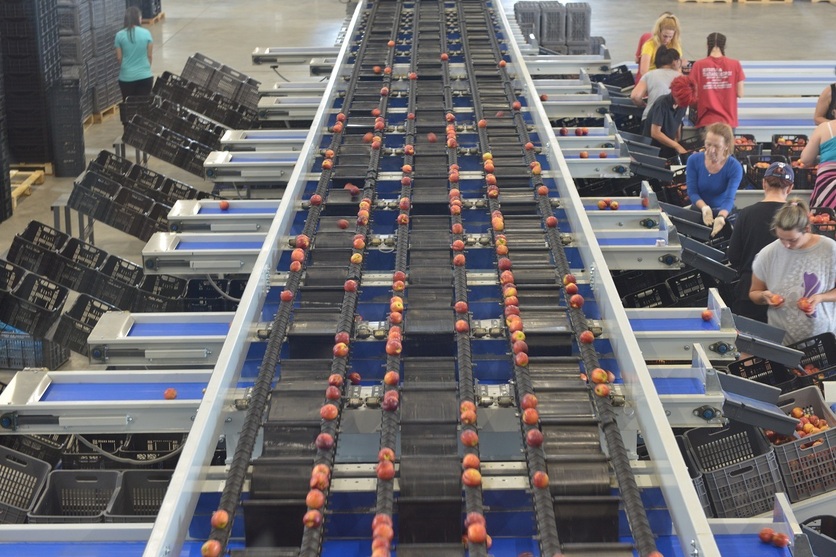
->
[208, 1, 656, 556]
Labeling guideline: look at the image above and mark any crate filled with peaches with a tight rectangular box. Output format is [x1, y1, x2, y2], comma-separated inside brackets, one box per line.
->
[766, 386, 836, 502]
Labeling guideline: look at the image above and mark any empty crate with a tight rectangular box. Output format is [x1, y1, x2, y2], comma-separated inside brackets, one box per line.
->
[0, 446, 51, 524]
[28, 470, 120, 523]
[685, 421, 784, 518]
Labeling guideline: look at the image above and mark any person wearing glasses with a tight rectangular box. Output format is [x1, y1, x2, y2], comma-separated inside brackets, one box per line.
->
[750, 198, 836, 344]
[726, 162, 794, 323]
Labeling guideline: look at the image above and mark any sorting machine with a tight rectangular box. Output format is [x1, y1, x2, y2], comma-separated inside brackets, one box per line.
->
[0, 2, 830, 557]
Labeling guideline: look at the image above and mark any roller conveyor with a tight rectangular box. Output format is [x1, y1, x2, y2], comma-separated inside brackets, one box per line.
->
[167, 199, 280, 233]
[142, 231, 266, 274]
[1, 2, 825, 556]
[86, 311, 234, 366]
[204, 150, 299, 182]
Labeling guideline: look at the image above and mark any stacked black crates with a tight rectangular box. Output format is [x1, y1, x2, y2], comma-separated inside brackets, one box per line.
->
[0, 0, 61, 164]
[57, 0, 94, 120]
[88, 0, 123, 113]
[127, 0, 162, 21]
[49, 75, 87, 177]
[0, 30, 12, 221]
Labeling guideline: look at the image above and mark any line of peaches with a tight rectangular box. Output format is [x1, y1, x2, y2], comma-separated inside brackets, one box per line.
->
[370, 192, 411, 557]
[765, 405, 830, 449]
[451, 176, 493, 549]
[564, 274, 615, 399]
[488, 166, 555, 531]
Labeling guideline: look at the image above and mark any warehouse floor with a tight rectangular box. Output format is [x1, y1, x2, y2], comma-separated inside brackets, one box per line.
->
[0, 0, 834, 380]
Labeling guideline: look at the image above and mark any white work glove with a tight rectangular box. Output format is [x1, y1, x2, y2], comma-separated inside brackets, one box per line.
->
[711, 215, 726, 237]
[701, 205, 714, 226]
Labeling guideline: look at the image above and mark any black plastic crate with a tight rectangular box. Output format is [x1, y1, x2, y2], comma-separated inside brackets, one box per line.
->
[747, 154, 788, 187]
[0, 434, 68, 467]
[685, 421, 783, 518]
[773, 386, 836, 502]
[0, 325, 70, 370]
[77, 169, 121, 200]
[0, 259, 26, 292]
[810, 207, 836, 241]
[733, 134, 760, 160]
[47, 251, 99, 292]
[621, 283, 675, 309]
[93, 150, 133, 177]
[0, 445, 51, 524]
[139, 274, 187, 299]
[611, 270, 661, 297]
[146, 203, 170, 229]
[57, 2, 91, 36]
[67, 183, 110, 222]
[119, 95, 153, 125]
[64, 294, 114, 327]
[88, 272, 138, 310]
[102, 206, 150, 239]
[666, 270, 716, 306]
[28, 470, 120, 523]
[126, 163, 165, 192]
[105, 470, 172, 522]
[20, 220, 69, 252]
[0, 236, 49, 276]
[792, 159, 819, 190]
[59, 237, 107, 270]
[789, 333, 836, 380]
[772, 135, 808, 158]
[52, 314, 93, 355]
[100, 255, 143, 286]
[0, 274, 68, 337]
[728, 356, 800, 394]
[114, 187, 154, 216]
[61, 434, 184, 470]
[131, 290, 170, 313]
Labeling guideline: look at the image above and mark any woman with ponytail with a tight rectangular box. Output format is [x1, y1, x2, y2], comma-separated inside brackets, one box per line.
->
[114, 7, 154, 101]
[689, 32, 745, 129]
[750, 198, 836, 344]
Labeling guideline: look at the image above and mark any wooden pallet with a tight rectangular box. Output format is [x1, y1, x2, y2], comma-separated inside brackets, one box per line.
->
[142, 12, 165, 25]
[812, 0, 835, 3]
[83, 113, 96, 131]
[92, 103, 119, 124]
[739, 0, 792, 3]
[9, 170, 46, 210]
[678, 0, 731, 3]
[11, 162, 53, 176]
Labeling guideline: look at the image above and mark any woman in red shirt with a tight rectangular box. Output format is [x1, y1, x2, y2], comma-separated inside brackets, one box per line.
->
[689, 33, 745, 129]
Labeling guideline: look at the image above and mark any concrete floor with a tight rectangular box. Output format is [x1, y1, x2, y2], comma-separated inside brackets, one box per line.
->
[0, 0, 834, 380]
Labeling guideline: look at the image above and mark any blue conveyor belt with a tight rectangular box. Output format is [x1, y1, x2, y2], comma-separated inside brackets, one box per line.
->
[583, 202, 647, 211]
[197, 207, 274, 215]
[0, 541, 246, 557]
[128, 322, 230, 337]
[41, 382, 206, 401]
[652, 377, 705, 395]
[227, 153, 299, 163]
[175, 241, 264, 250]
[597, 237, 661, 246]
[628, 317, 718, 332]
[738, 118, 812, 127]
[241, 131, 308, 140]
[648, 534, 791, 556]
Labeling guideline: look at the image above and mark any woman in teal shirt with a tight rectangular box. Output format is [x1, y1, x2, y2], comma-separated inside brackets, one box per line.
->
[114, 7, 153, 101]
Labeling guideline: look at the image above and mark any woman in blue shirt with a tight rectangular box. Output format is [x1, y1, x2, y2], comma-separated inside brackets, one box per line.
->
[114, 7, 154, 101]
[800, 120, 836, 209]
[686, 122, 743, 237]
